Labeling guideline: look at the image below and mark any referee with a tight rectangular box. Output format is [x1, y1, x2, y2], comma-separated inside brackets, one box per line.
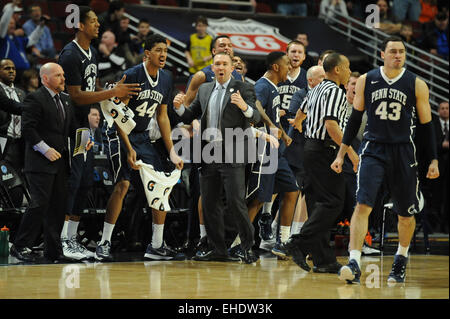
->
[286, 53, 359, 273]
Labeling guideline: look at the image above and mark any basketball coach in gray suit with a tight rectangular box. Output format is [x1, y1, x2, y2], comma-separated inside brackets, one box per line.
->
[173, 52, 261, 263]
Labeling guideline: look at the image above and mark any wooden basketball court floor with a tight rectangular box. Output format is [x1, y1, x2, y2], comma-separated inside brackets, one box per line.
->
[0, 254, 448, 299]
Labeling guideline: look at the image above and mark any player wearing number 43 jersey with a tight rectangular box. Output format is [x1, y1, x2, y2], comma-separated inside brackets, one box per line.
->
[331, 36, 439, 285]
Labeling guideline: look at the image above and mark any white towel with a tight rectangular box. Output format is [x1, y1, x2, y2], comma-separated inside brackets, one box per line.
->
[135, 160, 181, 212]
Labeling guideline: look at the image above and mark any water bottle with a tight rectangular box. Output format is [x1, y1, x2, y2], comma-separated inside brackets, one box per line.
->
[0, 226, 10, 257]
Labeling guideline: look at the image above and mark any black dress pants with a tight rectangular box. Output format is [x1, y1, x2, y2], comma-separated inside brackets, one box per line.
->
[200, 163, 254, 255]
[296, 139, 345, 266]
[14, 168, 69, 260]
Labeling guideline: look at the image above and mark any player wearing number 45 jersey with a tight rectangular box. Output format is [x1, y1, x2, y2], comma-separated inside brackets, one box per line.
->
[332, 36, 440, 285]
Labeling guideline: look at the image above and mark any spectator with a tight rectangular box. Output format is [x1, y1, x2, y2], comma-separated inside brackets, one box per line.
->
[277, 0, 308, 17]
[393, 0, 421, 22]
[375, 0, 402, 34]
[0, 58, 26, 207]
[117, 15, 132, 45]
[396, 23, 419, 56]
[421, 11, 449, 59]
[0, 1, 45, 73]
[98, 0, 125, 40]
[98, 30, 127, 86]
[419, 0, 438, 23]
[22, 4, 56, 59]
[20, 68, 39, 94]
[320, 0, 348, 20]
[129, 18, 153, 63]
[184, 16, 213, 75]
[296, 33, 318, 70]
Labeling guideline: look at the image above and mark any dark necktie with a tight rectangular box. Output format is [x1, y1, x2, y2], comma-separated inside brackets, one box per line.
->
[54, 94, 65, 123]
[444, 121, 449, 141]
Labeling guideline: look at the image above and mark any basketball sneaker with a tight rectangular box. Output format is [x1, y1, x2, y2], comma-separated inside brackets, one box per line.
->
[62, 238, 86, 261]
[69, 236, 95, 259]
[95, 240, 113, 262]
[271, 242, 290, 260]
[259, 237, 276, 251]
[258, 213, 274, 240]
[338, 259, 361, 284]
[144, 242, 186, 261]
[387, 255, 408, 283]
[362, 244, 381, 255]
[228, 244, 245, 259]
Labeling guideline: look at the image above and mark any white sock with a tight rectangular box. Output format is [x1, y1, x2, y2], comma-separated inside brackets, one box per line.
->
[271, 217, 278, 233]
[280, 226, 290, 243]
[67, 220, 79, 239]
[61, 220, 69, 240]
[349, 250, 362, 268]
[396, 244, 409, 257]
[100, 222, 115, 245]
[199, 224, 207, 238]
[152, 223, 164, 248]
[290, 222, 304, 235]
[231, 235, 241, 248]
[262, 202, 273, 215]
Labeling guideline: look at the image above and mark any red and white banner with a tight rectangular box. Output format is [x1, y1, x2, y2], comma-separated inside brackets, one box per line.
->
[207, 17, 291, 55]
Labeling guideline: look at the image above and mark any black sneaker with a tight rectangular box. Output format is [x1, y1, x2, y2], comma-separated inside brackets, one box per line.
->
[258, 213, 274, 241]
[388, 255, 408, 283]
[271, 242, 290, 260]
[338, 259, 361, 284]
[95, 241, 113, 262]
[10, 245, 36, 262]
[228, 244, 245, 259]
[313, 261, 342, 274]
[144, 243, 186, 261]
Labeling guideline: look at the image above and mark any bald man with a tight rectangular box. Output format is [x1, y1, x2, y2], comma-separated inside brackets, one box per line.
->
[11, 62, 79, 263]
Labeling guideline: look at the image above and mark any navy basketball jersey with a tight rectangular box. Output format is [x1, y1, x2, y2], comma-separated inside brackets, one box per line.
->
[364, 67, 417, 144]
[59, 40, 99, 126]
[277, 68, 307, 132]
[278, 68, 307, 111]
[124, 63, 172, 133]
[255, 77, 281, 127]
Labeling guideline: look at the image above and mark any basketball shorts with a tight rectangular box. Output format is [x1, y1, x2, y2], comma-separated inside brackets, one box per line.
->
[356, 140, 420, 217]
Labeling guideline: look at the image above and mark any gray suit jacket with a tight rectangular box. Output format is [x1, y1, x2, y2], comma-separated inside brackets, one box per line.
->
[180, 77, 261, 165]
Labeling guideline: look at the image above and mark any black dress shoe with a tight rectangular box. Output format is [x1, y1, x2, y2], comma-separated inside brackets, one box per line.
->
[313, 261, 342, 274]
[241, 249, 259, 264]
[44, 253, 76, 264]
[285, 240, 310, 272]
[192, 249, 239, 262]
[10, 245, 36, 262]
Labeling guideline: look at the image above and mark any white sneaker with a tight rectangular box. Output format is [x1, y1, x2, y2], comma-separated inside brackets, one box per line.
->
[362, 244, 381, 255]
[69, 236, 95, 259]
[62, 238, 86, 260]
[259, 238, 276, 251]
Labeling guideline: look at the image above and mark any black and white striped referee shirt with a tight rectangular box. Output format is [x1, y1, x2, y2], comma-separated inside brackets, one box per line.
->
[300, 79, 348, 140]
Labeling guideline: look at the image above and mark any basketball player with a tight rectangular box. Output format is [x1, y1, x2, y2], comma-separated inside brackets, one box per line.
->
[58, 6, 140, 260]
[96, 34, 184, 261]
[259, 40, 308, 244]
[331, 36, 439, 284]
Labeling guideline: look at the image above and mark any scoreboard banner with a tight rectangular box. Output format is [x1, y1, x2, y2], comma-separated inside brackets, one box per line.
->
[206, 17, 291, 55]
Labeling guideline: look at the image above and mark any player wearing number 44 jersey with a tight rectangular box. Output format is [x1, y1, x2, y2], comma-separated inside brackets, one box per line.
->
[97, 34, 185, 262]
[332, 36, 440, 285]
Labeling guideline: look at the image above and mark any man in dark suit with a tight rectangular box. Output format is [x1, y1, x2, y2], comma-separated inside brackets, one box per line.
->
[432, 101, 449, 232]
[10, 62, 81, 262]
[173, 52, 261, 263]
[0, 59, 26, 207]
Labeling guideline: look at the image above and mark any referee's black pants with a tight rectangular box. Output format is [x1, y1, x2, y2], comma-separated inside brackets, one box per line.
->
[294, 139, 345, 266]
